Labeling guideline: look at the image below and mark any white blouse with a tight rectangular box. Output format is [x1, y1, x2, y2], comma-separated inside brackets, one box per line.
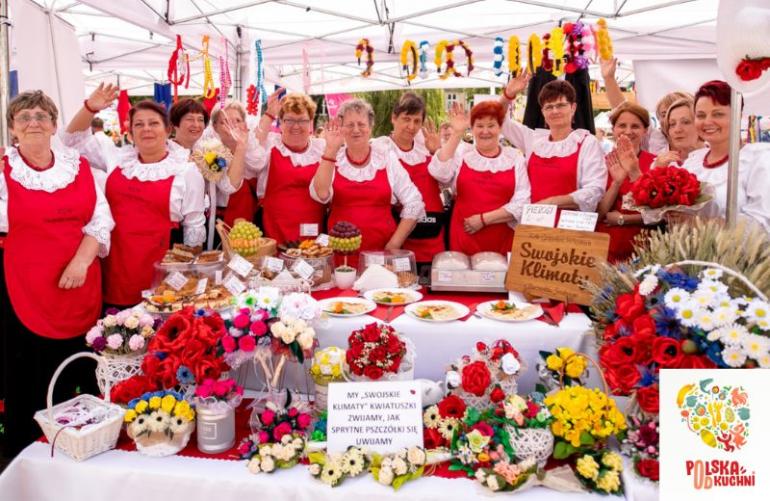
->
[309, 146, 426, 220]
[501, 121, 607, 212]
[371, 134, 431, 166]
[428, 146, 531, 227]
[681, 145, 770, 232]
[0, 146, 115, 257]
[61, 130, 207, 247]
[255, 132, 326, 198]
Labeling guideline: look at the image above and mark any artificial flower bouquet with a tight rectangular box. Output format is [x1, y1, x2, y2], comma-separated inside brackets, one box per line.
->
[310, 347, 346, 411]
[240, 433, 306, 474]
[345, 323, 410, 381]
[537, 346, 588, 391]
[86, 307, 156, 355]
[474, 458, 538, 492]
[193, 378, 243, 411]
[422, 394, 467, 451]
[124, 390, 195, 457]
[191, 138, 232, 182]
[445, 340, 523, 409]
[574, 451, 625, 495]
[622, 414, 659, 483]
[500, 394, 555, 467]
[219, 305, 273, 369]
[249, 392, 313, 443]
[622, 165, 712, 224]
[370, 447, 427, 490]
[307, 446, 370, 487]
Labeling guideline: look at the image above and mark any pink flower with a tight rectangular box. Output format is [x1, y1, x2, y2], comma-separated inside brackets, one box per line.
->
[221, 335, 237, 353]
[214, 379, 235, 398]
[106, 334, 123, 350]
[252, 309, 270, 322]
[260, 409, 275, 426]
[237, 442, 251, 455]
[85, 326, 102, 345]
[287, 407, 299, 418]
[297, 413, 312, 429]
[250, 321, 267, 337]
[238, 335, 256, 352]
[272, 422, 292, 441]
[233, 314, 251, 330]
[115, 309, 131, 324]
[257, 431, 269, 444]
[470, 422, 494, 437]
[139, 314, 155, 328]
[128, 334, 145, 351]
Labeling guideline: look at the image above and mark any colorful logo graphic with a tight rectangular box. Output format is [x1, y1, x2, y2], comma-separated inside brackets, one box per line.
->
[677, 378, 749, 452]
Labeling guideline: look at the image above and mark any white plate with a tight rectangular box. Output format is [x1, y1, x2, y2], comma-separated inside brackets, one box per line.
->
[406, 300, 470, 322]
[476, 300, 544, 322]
[319, 297, 377, 317]
[363, 288, 423, 306]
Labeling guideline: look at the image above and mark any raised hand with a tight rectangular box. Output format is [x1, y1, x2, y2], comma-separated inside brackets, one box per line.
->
[448, 102, 469, 135]
[266, 87, 284, 117]
[86, 82, 119, 112]
[606, 150, 627, 184]
[422, 118, 440, 154]
[599, 57, 618, 82]
[503, 68, 530, 99]
[323, 118, 344, 155]
[654, 150, 681, 167]
[616, 135, 640, 179]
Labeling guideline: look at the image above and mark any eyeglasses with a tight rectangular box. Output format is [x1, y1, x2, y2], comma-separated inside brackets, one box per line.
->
[14, 113, 53, 125]
[342, 122, 370, 131]
[282, 118, 311, 127]
[541, 102, 571, 113]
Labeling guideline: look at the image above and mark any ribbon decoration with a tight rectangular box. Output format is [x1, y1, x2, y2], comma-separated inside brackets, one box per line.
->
[167, 35, 190, 104]
[246, 85, 259, 115]
[219, 37, 232, 107]
[355, 38, 375, 77]
[492, 37, 505, 76]
[189, 35, 217, 100]
[418, 41, 430, 79]
[400, 40, 418, 82]
[255, 39, 267, 112]
[435, 40, 459, 79]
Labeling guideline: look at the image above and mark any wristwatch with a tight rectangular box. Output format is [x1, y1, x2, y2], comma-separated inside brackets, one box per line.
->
[617, 214, 625, 226]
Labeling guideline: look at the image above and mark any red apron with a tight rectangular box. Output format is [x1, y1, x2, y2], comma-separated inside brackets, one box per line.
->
[528, 139, 582, 204]
[3, 156, 102, 339]
[449, 161, 517, 256]
[104, 168, 175, 306]
[262, 147, 324, 245]
[398, 154, 446, 263]
[220, 177, 259, 227]
[329, 167, 396, 268]
[596, 150, 655, 263]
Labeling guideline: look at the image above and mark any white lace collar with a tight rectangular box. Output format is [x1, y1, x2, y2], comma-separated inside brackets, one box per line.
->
[6, 146, 80, 192]
[461, 146, 523, 173]
[335, 145, 390, 182]
[531, 128, 590, 158]
[374, 135, 430, 165]
[117, 143, 191, 181]
[269, 133, 325, 167]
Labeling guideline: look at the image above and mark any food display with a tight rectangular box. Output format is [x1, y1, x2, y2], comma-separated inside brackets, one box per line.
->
[476, 300, 544, 322]
[329, 221, 362, 255]
[229, 220, 263, 257]
[353, 264, 398, 291]
[406, 300, 469, 322]
[431, 251, 508, 293]
[281, 254, 334, 291]
[159, 245, 224, 268]
[471, 252, 508, 271]
[318, 297, 376, 317]
[143, 272, 232, 314]
[280, 239, 333, 258]
[358, 250, 418, 288]
[364, 288, 423, 306]
[431, 251, 470, 271]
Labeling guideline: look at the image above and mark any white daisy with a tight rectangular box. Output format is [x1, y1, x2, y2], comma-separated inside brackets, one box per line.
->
[701, 268, 723, 280]
[757, 352, 770, 369]
[712, 294, 732, 309]
[692, 290, 717, 309]
[745, 299, 770, 324]
[696, 310, 716, 332]
[742, 334, 770, 359]
[639, 274, 659, 296]
[756, 318, 770, 332]
[707, 328, 723, 342]
[720, 323, 749, 346]
[712, 306, 738, 327]
[423, 405, 440, 429]
[147, 410, 168, 433]
[341, 449, 366, 476]
[320, 461, 343, 486]
[664, 288, 690, 310]
[438, 418, 459, 440]
[697, 279, 728, 296]
[676, 301, 701, 328]
[722, 346, 747, 368]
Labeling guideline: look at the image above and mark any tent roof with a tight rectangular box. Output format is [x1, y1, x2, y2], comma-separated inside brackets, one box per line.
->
[20, 0, 718, 96]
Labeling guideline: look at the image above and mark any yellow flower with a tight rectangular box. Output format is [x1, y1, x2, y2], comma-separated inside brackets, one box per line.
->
[134, 400, 149, 414]
[174, 400, 192, 417]
[565, 357, 587, 379]
[124, 409, 137, 423]
[148, 396, 162, 410]
[546, 354, 564, 371]
[556, 347, 575, 359]
[596, 470, 621, 493]
[204, 151, 217, 165]
[310, 365, 321, 376]
[602, 452, 623, 472]
[466, 429, 491, 453]
[183, 409, 196, 421]
[576, 455, 599, 481]
[477, 452, 490, 462]
[331, 365, 342, 378]
[161, 395, 177, 414]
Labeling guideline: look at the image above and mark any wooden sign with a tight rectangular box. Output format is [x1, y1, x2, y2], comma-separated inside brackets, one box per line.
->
[505, 225, 609, 305]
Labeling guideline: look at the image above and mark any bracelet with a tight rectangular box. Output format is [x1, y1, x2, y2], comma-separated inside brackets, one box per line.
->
[479, 212, 487, 227]
[321, 155, 337, 163]
[265, 112, 276, 121]
[502, 88, 516, 101]
[83, 99, 98, 114]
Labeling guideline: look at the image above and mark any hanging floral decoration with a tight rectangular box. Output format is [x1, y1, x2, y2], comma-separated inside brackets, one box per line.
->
[563, 21, 592, 74]
[596, 18, 613, 60]
[400, 40, 419, 82]
[246, 85, 259, 115]
[527, 34, 543, 74]
[492, 37, 505, 76]
[355, 38, 375, 77]
[219, 37, 232, 107]
[507, 36, 521, 77]
[167, 35, 190, 104]
[418, 41, 430, 79]
[548, 27, 566, 76]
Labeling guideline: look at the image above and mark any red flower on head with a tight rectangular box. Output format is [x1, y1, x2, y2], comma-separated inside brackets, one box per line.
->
[437, 395, 467, 419]
[461, 361, 492, 397]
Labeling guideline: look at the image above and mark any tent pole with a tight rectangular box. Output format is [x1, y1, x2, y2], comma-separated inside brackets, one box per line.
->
[46, 10, 67, 125]
[725, 87, 742, 228]
[0, 0, 10, 146]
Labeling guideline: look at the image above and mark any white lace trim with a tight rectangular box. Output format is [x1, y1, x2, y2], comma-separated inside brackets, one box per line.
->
[530, 128, 590, 158]
[334, 146, 389, 182]
[184, 224, 207, 247]
[117, 145, 192, 181]
[461, 146, 524, 173]
[268, 133, 325, 167]
[373, 135, 431, 166]
[83, 224, 112, 257]
[6, 146, 80, 192]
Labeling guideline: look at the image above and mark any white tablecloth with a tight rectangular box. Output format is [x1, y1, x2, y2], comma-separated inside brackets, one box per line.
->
[0, 442, 609, 501]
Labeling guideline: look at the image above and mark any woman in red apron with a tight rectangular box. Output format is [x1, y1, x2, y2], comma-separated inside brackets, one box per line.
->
[1, 90, 114, 456]
[372, 92, 445, 264]
[430, 101, 530, 256]
[65, 86, 207, 308]
[253, 90, 325, 245]
[311, 99, 425, 268]
[595, 103, 657, 262]
[500, 73, 606, 215]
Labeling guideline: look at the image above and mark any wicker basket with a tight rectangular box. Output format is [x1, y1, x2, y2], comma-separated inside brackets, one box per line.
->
[95, 352, 144, 396]
[34, 352, 125, 462]
[216, 218, 277, 266]
[506, 427, 554, 467]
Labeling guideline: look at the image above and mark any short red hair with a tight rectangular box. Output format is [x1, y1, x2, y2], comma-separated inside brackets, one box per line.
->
[470, 100, 505, 126]
[694, 80, 731, 108]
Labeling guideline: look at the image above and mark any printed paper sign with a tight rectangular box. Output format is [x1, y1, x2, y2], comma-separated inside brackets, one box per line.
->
[227, 254, 254, 277]
[292, 259, 315, 280]
[300, 223, 319, 237]
[556, 210, 599, 232]
[164, 271, 189, 291]
[521, 204, 558, 228]
[326, 381, 423, 454]
[315, 233, 330, 246]
[264, 256, 285, 273]
[194, 278, 208, 295]
[366, 254, 386, 266]
[392, 257, 411, 272]
[223, 274, 246, 295]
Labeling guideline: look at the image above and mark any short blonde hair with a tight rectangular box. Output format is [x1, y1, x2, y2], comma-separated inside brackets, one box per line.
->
[609, 101, 650, 129]
[654, 91, 692, 122]
[211, 101, 246, 125]
[337, 98, 375, 126]
[661, 97, 695, 138]
[279, 93, 317, 120]
[7, 90, 58, 127]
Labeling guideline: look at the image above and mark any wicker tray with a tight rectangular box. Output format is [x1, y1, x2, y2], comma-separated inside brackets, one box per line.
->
[216, 218, 277, 265]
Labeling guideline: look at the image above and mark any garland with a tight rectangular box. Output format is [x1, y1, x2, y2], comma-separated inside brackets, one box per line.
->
[508, 36, 521, 77]
[355, 38, 375, 77]
[492, 37, 505, 76]
[254, 39, 267, 113]
[457, 40, 474, 76]
[563, 22, 591, 74]
[246, 85, 259, 115]
[596, 18, 613, 60]
[199, 36, 216, 99]
[167, 35, 190, 104]
[540, 32, 554, 73]
[418, 41, 430, 79]
[219, 37, 232, 107]
[527, 34, 543, 74]
[548, 27, 566, 76]
[436, 39, 473, 79]
[400, 40, 418, 82]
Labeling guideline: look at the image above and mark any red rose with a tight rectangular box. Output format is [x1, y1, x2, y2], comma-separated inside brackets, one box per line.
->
[387, 355, 402, 373]
[736, 59, 762, 81]
[525, 400, 540, 419]
[637, 459, 660, 482]
[272, 421, 293, 442]
[370, 346, 387, 363]
[437, 395, 467, 419]
[461, 361, 492, 397]
[470, 422, 494, 437]
[363, 365, 384, 380]
[346, 343, 364, 363]
[490, 386, 505, 403]
[386, 334, 405, 355]
[423, 428, 447, 449]
[636, 385, 660, 414]
[616, 291, 646, 322]
[605, 365, 641, 394]
[238, 335, 256, 352]
[110, 375, 157, 404]
[361, 323, 381, 343]
[652, 337, 683, 368]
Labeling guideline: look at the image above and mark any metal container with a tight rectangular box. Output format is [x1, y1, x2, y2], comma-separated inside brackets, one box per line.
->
[196, 405, 236, 454]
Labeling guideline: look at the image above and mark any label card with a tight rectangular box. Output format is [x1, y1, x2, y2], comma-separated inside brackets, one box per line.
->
[292, 259, 315, 280]
[392, 257, 411, 272]
[264, 257, 285, 273]
[214, 270, 223, 285]
[194, 278, 208, 295]
[437, 271, 453, 283]
[367, 254, 386, 266]
[227, 254, 254, 277]
[300, 223, 319, 237]
[556, 210, 599, 232]
[141, 289, 153, 299]
[223, 274, 246, 295]
[315, 233, 330, 246]
[521, 204, 558, 228]
[326, 381, 423, 454]
[164, 271, 189, 291]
